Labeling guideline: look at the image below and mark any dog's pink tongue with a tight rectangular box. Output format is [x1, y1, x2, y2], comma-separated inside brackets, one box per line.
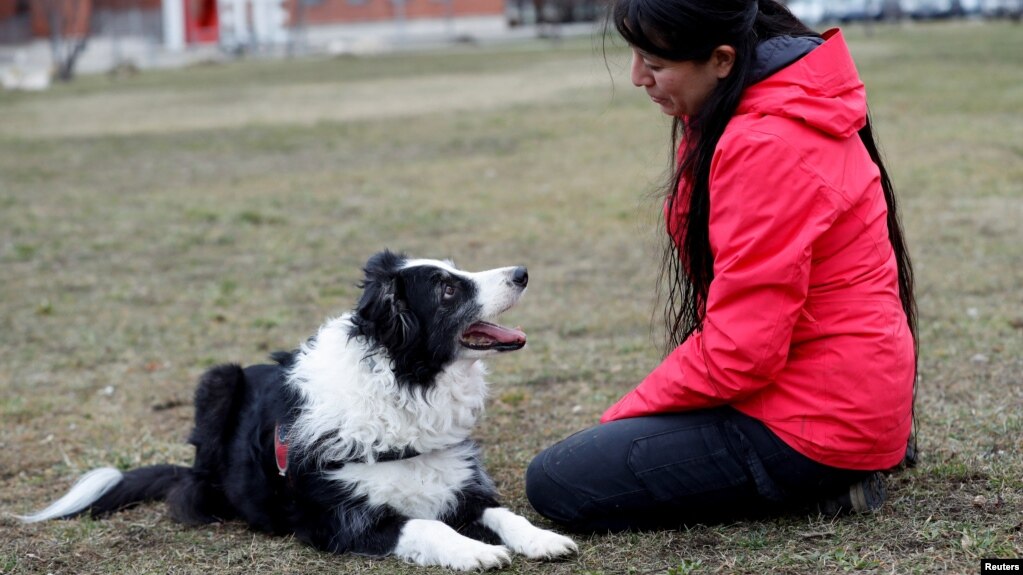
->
[465, 322, 526, 344]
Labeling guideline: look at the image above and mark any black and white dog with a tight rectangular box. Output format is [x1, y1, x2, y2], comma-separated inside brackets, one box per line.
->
[19, 250, 576, 570]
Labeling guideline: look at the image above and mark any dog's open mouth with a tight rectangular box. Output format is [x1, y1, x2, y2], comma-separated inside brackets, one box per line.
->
[460, 321, 526, 352]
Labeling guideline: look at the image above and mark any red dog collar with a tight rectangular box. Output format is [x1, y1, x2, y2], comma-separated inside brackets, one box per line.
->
[274, 420, 427, 476]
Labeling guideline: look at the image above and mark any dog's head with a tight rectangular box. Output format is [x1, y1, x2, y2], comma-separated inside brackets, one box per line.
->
[350, 250, 528, 386]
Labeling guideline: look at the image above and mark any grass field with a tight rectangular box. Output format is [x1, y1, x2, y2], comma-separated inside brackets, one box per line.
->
[1, 20, 1021, 575]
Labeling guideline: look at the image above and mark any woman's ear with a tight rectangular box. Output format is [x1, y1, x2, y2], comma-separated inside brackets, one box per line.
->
[710, 45, 737, 79]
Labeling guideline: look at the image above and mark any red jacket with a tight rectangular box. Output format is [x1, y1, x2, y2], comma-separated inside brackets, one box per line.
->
[602, 30, 915, 471]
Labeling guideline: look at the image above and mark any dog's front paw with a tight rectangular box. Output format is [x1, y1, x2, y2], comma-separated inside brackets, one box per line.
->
[510, 526, 578, 560]
[443, 539, 512, 571]
[395, 519, 512, 571]
[481, 507, 578, 560]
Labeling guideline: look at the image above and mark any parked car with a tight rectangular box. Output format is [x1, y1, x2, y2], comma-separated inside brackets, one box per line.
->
[787, 0, 827, 25]
[791, 0, 903, 23]
[902, 0, 957, 18]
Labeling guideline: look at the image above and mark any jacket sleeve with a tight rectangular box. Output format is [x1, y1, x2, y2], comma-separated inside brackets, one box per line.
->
[602, 130, 835, 423]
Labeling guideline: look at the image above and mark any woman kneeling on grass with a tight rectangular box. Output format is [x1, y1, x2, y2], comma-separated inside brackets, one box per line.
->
[526, 0, 918, 532]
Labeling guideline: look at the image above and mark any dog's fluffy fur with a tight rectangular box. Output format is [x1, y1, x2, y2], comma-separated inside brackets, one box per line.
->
[19, 250, 576, 570]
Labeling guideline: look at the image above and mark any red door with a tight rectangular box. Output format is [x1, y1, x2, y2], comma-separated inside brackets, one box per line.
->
[184, 0, 219, 44]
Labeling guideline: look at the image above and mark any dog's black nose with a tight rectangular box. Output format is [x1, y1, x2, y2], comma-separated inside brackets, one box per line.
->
[511, 266, 528, 288]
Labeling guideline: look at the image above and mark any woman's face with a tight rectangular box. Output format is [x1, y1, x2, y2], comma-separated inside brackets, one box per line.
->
[630, 47, 729, 118]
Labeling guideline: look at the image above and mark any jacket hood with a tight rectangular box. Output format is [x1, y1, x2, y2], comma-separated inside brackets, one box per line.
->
[749, 35, 824, 85]
[737, 29, 867, 139]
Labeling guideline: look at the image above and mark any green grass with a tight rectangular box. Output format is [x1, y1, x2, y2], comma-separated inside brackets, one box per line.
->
[1, 20, 1022, 574]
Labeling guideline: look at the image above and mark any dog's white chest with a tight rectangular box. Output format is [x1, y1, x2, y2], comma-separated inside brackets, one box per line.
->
[327, 444, 477, 519]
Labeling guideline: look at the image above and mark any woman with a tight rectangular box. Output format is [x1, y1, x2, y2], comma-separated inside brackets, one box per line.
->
[525, 0, 917, 532]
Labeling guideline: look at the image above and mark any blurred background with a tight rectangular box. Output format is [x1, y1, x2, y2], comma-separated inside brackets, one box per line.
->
[0, 0, 1020, 87]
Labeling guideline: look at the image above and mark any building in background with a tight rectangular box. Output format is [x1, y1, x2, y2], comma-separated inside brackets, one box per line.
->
[0, 0, 525, 83]
[0, 0, 509, 55]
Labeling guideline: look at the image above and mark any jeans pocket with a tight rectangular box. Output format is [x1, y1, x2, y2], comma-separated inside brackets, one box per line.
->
[627, 423, 748, 503]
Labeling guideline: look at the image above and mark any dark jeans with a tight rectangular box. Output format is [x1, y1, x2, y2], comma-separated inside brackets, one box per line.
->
[526, 408, 870, 532]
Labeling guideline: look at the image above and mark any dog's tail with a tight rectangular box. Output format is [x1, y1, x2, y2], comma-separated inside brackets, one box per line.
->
[17, 464, 189, 523]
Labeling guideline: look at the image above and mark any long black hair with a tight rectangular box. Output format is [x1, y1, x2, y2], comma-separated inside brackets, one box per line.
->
[609, 0, 918, 460]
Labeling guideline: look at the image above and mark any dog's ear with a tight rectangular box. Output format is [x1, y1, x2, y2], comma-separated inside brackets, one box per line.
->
[352, 251, 419, 352]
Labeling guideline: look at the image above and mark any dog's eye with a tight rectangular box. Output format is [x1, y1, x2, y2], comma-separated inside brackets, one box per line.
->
[442, 284, 458, 300]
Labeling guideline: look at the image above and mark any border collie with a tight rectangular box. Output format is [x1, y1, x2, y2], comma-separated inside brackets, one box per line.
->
[18, 250, 577, 570]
